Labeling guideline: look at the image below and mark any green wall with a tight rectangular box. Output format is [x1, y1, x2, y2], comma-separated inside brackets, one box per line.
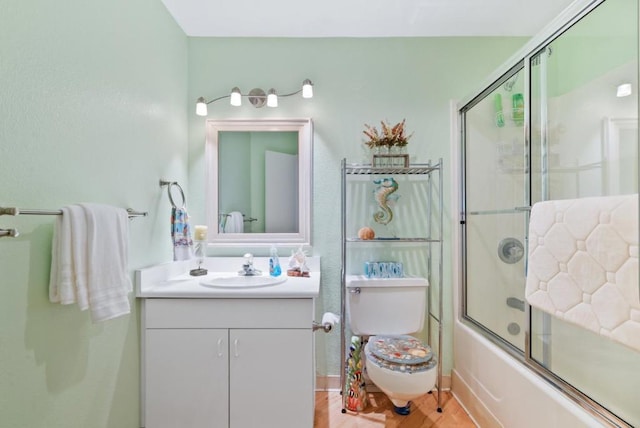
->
[186, 37, 528, 379]
[1, 2, 530, 424]
[0, 1, 187, 427]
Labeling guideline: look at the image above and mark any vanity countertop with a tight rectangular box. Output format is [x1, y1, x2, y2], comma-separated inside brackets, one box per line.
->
[136, 256, 320, 299]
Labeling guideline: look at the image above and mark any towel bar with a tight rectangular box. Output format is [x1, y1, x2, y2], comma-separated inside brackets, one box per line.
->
[159, 179, 186, 209]
[0, 207, 148, 218]
[219, 212, 258, 223]
[0, 228, 19, 238]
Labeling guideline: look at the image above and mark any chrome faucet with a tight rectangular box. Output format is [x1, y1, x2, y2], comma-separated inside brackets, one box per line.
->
[238, 253, 262, 276]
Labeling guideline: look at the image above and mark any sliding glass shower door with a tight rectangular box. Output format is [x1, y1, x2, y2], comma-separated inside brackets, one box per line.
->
[461, 0, 639, 425]
[462, 65, 528, 352]
[528, 0, 639, 424]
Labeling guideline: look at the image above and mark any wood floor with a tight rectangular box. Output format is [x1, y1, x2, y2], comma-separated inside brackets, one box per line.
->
[314, 391, 477, 427]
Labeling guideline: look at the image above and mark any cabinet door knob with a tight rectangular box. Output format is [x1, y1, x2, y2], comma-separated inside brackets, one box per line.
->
[217, 338, 224, 357]
[233, 338, 239, 357]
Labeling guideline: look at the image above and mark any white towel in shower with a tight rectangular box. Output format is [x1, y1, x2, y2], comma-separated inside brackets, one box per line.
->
[49, 203, 132, 322]
[525, 194, 640, 352]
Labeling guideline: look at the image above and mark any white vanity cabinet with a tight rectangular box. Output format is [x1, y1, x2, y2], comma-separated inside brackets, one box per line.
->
[142, 298, 314, 428]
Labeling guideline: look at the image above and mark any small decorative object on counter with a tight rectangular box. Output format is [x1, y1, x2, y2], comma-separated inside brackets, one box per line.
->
[287, 245, 310, 277]
[344, 336, 368, 412]
[269, 245, 282, 277]
[373, 177, 399, 225]
[190, 225, 208, 276]
[357, 226, 375, 240]
[363, 119, 412, 167]
[194, 225, 208, 241]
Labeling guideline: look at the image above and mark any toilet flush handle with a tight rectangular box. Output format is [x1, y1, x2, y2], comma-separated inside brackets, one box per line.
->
[349, 287, 361, 294]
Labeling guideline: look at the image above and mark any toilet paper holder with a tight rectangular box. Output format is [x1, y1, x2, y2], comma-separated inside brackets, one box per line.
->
[313, 312, 340, 333]
[312, 321, 333, 333]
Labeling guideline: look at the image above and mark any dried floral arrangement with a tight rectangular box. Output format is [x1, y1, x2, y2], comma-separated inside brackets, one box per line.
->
[363, 119, 413, 149]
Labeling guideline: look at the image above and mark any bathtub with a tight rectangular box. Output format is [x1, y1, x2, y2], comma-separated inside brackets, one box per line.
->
[452, 319, 608, 428]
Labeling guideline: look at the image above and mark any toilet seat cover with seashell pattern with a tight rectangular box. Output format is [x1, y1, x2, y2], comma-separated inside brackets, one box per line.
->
[368, 335, 433, 365]
[365, 335, 436, 374]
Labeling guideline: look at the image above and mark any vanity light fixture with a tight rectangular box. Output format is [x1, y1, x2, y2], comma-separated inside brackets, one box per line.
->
[195, 79, 314, 116]
[230, 87, 242, 106]
[616, 83, 632, 97]
[267, 89, 278, 108]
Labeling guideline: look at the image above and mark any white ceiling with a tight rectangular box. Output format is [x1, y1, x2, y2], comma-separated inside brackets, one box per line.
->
[161, 0, 577, 38]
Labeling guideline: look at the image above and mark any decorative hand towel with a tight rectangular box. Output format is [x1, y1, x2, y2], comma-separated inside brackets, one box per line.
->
[218, 214, 228, 233]
[49, 203, 132, 322]
[171, 207, 193, 261]
[525, 194, 640, 352]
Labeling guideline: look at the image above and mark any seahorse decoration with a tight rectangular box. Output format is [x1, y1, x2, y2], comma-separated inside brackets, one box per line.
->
[373, 177, 399, 225]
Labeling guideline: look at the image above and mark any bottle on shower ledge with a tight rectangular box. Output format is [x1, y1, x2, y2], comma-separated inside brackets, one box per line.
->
[269, 245, 282, 277]
[512, 93, 524, 126]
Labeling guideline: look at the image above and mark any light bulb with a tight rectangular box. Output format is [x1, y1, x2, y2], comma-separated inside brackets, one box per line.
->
[302, 79, 313, 99]
[230, 87, 242, 106]
[195, 97, 208, 116]
[267, 89, 278, 107]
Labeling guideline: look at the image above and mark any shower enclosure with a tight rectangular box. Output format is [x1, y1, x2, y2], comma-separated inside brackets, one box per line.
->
[458, 0, 639, 426]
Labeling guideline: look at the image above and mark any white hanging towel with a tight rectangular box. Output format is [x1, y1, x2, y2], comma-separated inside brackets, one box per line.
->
[49, 203, 132, 322]
[525, 194, 640, 352]
[49, 206, 80, 305]
[226, 211, 244, 233]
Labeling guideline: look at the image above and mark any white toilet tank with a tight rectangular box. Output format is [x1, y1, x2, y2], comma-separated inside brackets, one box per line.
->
[346, 275, 429, 336]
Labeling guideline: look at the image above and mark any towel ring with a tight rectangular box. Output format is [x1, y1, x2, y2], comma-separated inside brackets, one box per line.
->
[159, 180, 186, 209]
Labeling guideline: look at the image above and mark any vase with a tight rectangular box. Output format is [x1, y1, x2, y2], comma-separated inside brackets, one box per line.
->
[189, 240, 208, 276]
[382, 146, 408, 167]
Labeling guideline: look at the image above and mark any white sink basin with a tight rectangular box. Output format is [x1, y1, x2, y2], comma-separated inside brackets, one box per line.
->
[200, 275, 287, 289]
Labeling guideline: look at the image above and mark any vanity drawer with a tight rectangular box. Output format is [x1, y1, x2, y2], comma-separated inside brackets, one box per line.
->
[144, 298, 313, 329]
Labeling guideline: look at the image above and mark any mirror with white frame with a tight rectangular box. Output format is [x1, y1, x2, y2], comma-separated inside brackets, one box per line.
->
[205, 118, 313, 247]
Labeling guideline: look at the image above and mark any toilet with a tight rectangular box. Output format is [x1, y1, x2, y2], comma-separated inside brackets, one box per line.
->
[346, 275, 437, 415]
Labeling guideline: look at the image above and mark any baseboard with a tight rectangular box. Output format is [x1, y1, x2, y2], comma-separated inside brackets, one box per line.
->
[316, 375, 341, 391]
[439, 374, 452, 390]
[315, 374, 452, 392]
[451, 369, 502, 428]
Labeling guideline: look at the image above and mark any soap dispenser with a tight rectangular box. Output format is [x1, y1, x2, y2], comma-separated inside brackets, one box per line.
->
[269, 245, 282, 277]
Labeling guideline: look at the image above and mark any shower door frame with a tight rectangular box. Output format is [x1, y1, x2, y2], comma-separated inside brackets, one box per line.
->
[457, 0, 635, 426]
